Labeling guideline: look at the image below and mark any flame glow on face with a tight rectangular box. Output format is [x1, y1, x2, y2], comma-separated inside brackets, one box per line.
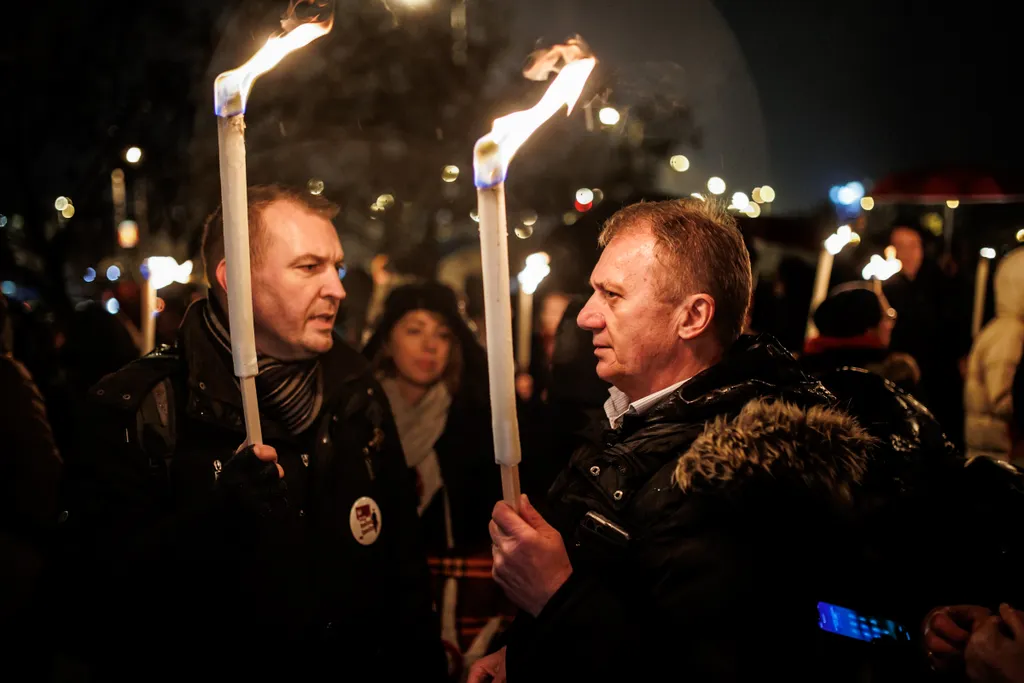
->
[474, 39, 597, 188]
[214, 1, 333, 117]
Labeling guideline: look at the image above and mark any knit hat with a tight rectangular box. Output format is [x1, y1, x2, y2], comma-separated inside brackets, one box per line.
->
[813, 286, 883, 338]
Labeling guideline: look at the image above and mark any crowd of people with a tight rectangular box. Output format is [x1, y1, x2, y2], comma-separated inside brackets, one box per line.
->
[3, 185, 1024, 682]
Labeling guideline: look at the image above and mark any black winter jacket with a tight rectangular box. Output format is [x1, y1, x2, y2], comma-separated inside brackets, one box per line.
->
[56, 302, 447, 682]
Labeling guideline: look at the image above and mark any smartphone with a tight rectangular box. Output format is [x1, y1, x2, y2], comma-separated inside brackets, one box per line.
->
[817, 601, 912, 643]
[579, 511, 631, 548]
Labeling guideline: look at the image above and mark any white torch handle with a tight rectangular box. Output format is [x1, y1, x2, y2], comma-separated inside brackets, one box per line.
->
[516, 290, 534, 372]
[972, 258, 990, 338]
[142, 277, 157, 355]
[216, 114, 263, 446]
[805, 249, 834, 342]
[477, 184, 522, 508]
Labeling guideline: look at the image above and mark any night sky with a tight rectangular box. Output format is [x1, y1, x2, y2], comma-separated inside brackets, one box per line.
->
[3, 0, 1021, 218]
[516, 0, 1023, 211]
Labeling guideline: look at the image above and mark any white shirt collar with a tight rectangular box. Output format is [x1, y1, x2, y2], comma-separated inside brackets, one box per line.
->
[604, 378, 689, 429]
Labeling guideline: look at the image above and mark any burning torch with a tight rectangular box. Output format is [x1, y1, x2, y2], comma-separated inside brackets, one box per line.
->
[141, 257, 193, 354]
[474, 39, 596, 509]
[213, 1, 333, 446]
[516, 252, 551, 372]
[806, 225, 859, 340]
[861, 246, 903, 292]
[973, 247, 996, 337]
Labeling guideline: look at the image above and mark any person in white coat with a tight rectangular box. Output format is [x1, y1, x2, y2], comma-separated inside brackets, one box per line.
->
[965, 247, 1024, 460]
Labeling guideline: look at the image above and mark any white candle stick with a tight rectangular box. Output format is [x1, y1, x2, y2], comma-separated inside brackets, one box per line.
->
[516, 290, 533, 372]
[806, 225, 858, 340]
[141, 256, 193, 354]
[474, 44, 596, 509]
[973, 248, 996, 337]
[476, 183, 522, 504]
[215, 115, 263, 447]
[213, 4, 332, 447]
[516, 252, 551, 371]
[142, 277, 157, 354]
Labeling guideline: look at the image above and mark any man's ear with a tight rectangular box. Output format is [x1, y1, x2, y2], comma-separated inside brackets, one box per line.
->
[215, 258, 228, 297]
[677, 293, 715, 341]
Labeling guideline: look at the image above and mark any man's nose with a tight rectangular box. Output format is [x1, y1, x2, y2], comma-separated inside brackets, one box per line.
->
[322, 270, 346, 302]
[577, 294, 604, 331]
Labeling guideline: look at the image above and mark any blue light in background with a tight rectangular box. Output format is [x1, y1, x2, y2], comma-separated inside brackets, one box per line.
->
[1, 281, 15, 296]
[831, 181, 866, 207]
[106, 265, 121, 281]
[106, 298, 120, 314]
[83, 267, 96, 283]
[338, 265, 347, 280]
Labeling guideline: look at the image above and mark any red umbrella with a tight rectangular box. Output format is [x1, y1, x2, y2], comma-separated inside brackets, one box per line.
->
[870, 167, 1024, 203]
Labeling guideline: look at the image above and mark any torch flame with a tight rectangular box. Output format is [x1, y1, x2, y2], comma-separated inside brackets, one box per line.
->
[862, 247, 903, 282]
[474, 39, 597, 188]
[517, 252, 551, 295]
[147, 257, 193, 291]
[214, 1, 334, 117]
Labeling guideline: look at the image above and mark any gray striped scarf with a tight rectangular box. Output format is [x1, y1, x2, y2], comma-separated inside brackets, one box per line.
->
[202, 299, 323, 435]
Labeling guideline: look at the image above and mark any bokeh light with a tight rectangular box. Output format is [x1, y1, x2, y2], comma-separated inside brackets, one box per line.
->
[515, 225, 534, 239]
[707, 177, 726, 195]
[576, 188, 594, 205]
[442, 165, 460, 183]
[598, 107, 620, 126]
[670, 155, 690, 172]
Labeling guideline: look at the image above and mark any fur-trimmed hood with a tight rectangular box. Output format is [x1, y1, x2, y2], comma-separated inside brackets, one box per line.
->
[674, 398, 876, 505]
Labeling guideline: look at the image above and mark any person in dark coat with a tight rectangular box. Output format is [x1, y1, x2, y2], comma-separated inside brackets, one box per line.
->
[802, 282, 920, 393]
[470, 199, 870, 682]
[363, 281, 509, 678]
[57, 185, 446, 681]
[470, 199, 1017, 683]
[0, 293, 62, 666]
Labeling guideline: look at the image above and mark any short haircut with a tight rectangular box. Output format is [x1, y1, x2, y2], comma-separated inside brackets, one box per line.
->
[200, 184, 340, 291]
[598, 199, 752, 346]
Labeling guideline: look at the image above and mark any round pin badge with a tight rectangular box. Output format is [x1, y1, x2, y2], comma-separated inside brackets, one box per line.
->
[349, 496, 382, 545]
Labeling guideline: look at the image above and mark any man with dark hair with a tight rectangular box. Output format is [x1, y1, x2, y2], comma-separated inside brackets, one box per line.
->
[60, 184, 446, 680]
[471, 199, 878, 681]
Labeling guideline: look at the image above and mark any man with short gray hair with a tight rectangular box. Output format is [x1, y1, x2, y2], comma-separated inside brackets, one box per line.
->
[471, 199, 873, 682]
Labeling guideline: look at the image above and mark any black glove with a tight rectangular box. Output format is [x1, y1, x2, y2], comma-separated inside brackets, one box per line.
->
[216, 445, 288, 519]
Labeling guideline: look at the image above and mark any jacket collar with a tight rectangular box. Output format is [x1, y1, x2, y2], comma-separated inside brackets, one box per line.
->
[611, 334, 834, 441]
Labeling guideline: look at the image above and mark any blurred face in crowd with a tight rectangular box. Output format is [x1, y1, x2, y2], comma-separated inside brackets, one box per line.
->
[890, 227, 923, 280]
[219, 199, 346, 360]
[387, 309, 454, 388]
[578, 228, 704, 401]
